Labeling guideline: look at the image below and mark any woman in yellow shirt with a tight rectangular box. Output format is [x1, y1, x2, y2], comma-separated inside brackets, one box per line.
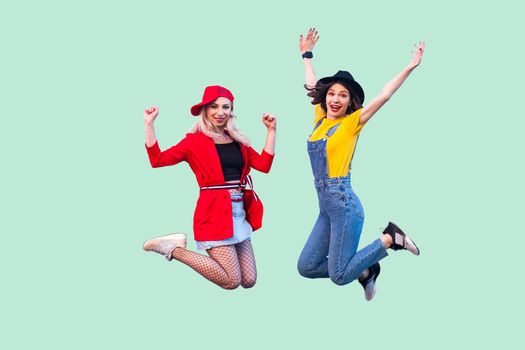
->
[297, 28, 425, 300]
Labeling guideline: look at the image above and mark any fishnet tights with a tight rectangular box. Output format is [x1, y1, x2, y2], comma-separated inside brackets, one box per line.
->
[171, 239, 257, 289]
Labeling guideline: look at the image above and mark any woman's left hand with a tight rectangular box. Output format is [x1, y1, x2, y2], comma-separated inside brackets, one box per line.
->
[262, 113, 277, 131]
[409, 41, 426, 68]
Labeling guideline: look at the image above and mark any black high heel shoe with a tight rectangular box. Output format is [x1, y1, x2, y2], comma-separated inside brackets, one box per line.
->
[358, 262, 381, 301]
[382, 222, 420, 256]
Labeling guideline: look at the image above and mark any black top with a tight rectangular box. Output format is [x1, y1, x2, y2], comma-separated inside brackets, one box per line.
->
[215, 142, 244, 181]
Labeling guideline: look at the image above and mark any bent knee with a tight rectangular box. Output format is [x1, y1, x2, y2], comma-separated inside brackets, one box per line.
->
[328, 269, 359, 286]
[297, 261, 317, 279]
[329, 273, 347, 286]
[221, 280, 242, 290]
[220, 274, 242, 290]
[241, 277, 257, 289]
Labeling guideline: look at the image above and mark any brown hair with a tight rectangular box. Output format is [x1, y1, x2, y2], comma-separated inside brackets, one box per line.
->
[305, 81, 363, 115]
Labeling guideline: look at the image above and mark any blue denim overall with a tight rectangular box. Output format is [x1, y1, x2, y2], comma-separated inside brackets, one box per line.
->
[297, 120, 388, 285]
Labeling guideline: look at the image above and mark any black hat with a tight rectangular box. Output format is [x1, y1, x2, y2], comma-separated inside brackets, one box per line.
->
[317, 70, 365, 104]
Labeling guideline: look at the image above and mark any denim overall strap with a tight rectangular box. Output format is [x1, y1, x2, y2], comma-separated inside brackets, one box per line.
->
[325, 123, 340, 137]
[307, 120, 342, 181]
[313, 118, 323, 132]
[310, 117, 342, 136]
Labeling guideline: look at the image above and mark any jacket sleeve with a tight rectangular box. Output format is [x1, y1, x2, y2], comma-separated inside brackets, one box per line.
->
[145, 137, 190, 168]
[247, 147, 274, 173]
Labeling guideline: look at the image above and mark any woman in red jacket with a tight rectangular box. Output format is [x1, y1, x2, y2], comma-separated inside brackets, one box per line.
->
[142, 85, 276, 289]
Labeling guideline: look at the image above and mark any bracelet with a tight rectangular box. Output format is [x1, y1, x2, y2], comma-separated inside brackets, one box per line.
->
[302, 51, 313, 59]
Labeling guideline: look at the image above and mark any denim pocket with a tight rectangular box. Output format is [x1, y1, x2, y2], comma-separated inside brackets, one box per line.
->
[327, 190, 344, 200]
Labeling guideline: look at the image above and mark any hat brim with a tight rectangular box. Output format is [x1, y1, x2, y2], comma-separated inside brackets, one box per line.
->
[190, 96, 220, 116]
[317, 76, 365, 104]
[190, 96, 234, 116]
[190, 102, 207, 116]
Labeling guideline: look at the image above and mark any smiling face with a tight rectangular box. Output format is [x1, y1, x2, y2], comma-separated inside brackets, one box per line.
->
[205, 97, 232, 129]
[325, 83, 350, 119]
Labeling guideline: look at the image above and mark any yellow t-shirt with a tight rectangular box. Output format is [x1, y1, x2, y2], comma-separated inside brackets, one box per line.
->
[309, 104, 364, 177]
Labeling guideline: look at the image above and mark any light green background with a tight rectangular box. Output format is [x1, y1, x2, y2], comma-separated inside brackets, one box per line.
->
[2, 0, 523, 349]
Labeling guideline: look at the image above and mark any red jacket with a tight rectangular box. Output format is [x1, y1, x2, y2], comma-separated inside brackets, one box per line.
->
[146, 131, 274, 241]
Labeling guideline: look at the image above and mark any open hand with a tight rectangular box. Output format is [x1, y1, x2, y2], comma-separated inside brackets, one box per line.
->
[410, 41, 425, 68]
[299, 28, 319, 53]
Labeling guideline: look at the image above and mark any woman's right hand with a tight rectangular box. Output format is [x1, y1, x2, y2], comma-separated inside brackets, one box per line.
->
[144, 106, 159, 125]
[299, 28, 319, 54]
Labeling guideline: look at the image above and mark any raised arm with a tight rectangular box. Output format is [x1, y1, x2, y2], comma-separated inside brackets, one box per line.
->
[144, 106, 159, 147]
[359, 42, 426, 125]
[262, 113, 277, 155]
[246, 113, 277, 173]
[300, 28, 319, 94]
[143, 106, 188, 168]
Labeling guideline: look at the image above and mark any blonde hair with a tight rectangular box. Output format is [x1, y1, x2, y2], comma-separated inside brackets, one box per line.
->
[189, 109, 251, 146]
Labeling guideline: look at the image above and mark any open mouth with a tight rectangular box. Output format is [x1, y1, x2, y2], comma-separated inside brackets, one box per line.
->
[329, 104, 341, 113]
